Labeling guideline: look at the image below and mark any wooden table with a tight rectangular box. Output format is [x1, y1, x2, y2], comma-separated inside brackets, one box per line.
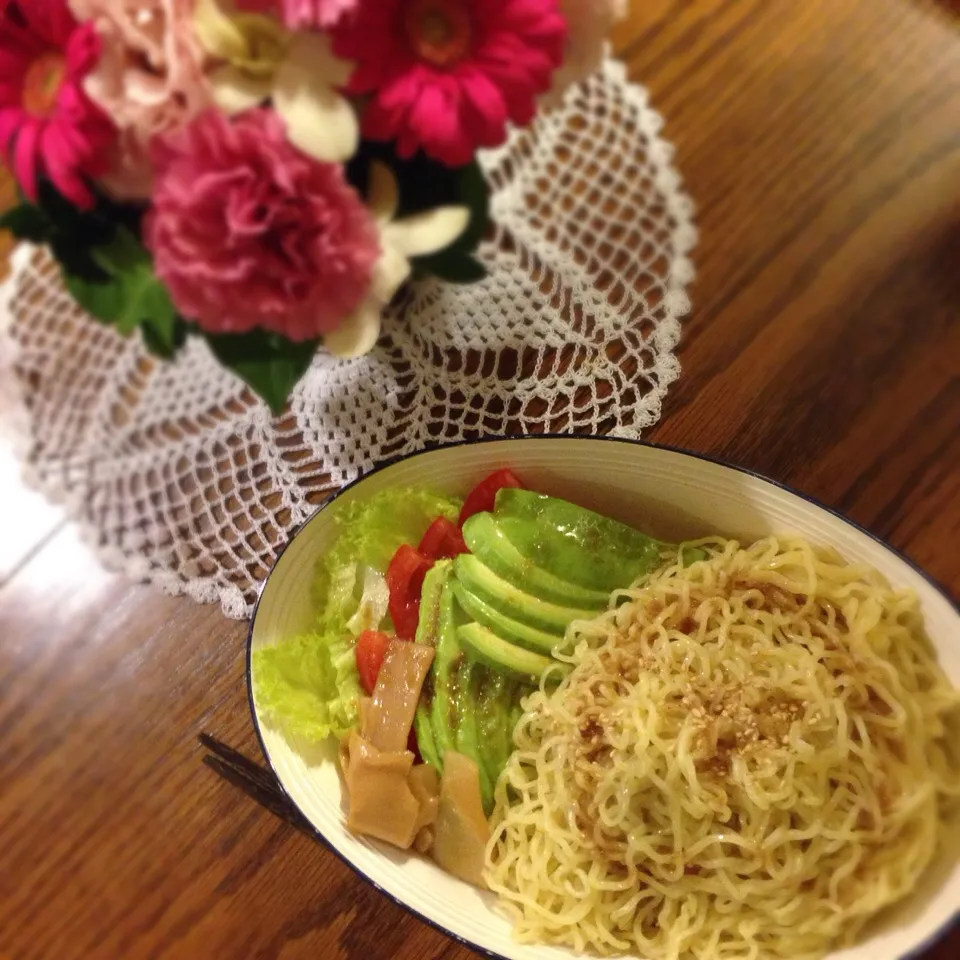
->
[2, 1, 959, 958]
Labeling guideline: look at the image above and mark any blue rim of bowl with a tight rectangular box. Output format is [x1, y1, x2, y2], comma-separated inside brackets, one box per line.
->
[244, 434, 960, 960]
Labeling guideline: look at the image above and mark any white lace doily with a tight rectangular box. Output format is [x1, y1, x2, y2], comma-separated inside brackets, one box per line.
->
[0, 57, 696, 619]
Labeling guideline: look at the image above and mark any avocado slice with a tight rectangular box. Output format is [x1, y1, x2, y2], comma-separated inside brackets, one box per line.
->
[428, 567, 462, 767]
[415, 560, 450, 649]
[414, 696, 440, 770]
[413, 564, 502, 810]
[494, 488, 664, 591]
[413, 491, 700, 815]
[453, 581, 561, 655]
[680, 543, 709, 566]
[454, 554, 596, 634]
[508, 696, 525, 746]
[475, 671, 516, 795]
[457, 622, 566, 683]
[413, 561, 452, 769]
[461, 512, 610, 609]
[453, 658, 494, 810]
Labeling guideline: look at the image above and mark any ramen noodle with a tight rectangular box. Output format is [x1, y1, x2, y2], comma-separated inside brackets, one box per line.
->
[485, 537, 960, 960]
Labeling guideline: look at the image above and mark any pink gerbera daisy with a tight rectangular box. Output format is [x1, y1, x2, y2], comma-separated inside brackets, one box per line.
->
[332, 0, 567, 167]
[0, 0, 116, 208]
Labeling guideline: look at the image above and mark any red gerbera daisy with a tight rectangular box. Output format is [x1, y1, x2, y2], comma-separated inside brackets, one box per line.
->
[332, 0, 567, 167]
[0, 0, 116, 208]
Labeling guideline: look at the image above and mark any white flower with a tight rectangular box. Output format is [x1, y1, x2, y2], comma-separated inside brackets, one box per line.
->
[193, 0, 358, 163]
[325, 163, 471, 357]
[547, 0, 629, 104]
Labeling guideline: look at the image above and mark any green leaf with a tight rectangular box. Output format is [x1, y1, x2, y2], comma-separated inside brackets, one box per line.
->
[205, 330, 319, 414]
[448, 159, 490, 255]
[321, 488, 462, 603]
[140, 311, 187, 360]
[91, 188, 146, 237]
[28, 178, 180, 358]
[36, 179, 107, 239]
[252, 631, 362, 744]
[346, 144, 490, 285]
[419, 252, 487, 284]
[411, 160, 490, 280]
[35, 179, 142, 281]
[116, 269, 173, 336]
[91, 227, 153, 276]
[60, 227, 177, 343]
[0, 204, 50, 243]
[51, 234, 110, 282]
[134, 282, 177, 345]
[348, 144, 489, 247]
[63, 271, 127, 322]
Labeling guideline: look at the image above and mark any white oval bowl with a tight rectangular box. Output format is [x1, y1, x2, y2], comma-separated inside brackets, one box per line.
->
[248, 437, 960, 960]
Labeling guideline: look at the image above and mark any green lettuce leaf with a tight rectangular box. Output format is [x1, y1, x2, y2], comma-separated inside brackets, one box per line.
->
[313, 488, 461, 629]
[254, 486, 462, 743]
[254, 630, 361, 741]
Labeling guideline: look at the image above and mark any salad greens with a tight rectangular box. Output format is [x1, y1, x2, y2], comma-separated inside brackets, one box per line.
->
[254, 487, 461, 743]
[312, 488, 461, 628]
[255, 474, 702, 814]
[412, 558, 533, 813]
[254, 631, 361, 742]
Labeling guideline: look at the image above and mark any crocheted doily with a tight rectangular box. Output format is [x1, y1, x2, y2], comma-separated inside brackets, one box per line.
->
[0, 57, 696, 619]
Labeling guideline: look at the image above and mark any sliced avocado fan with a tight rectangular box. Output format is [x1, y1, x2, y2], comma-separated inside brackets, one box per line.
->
[453, 490, 670, 677]
[414, 491, 684, 813]
[491, 487, 666, 592]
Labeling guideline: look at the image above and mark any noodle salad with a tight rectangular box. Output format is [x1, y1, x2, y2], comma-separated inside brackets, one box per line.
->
[254, 471, 960, 960]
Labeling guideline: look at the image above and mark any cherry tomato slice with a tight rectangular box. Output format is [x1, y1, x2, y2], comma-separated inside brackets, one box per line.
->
[385, 544, 433, 640]
[355, 629, 391, 695]
[418, 516, 469, 560]
[458, 468, 524, 526]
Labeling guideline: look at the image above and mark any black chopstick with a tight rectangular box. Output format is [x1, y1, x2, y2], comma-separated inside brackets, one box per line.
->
[198, 734, 317, 838]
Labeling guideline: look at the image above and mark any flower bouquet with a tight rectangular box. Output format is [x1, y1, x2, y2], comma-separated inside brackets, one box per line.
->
[0, 0, 627, 412]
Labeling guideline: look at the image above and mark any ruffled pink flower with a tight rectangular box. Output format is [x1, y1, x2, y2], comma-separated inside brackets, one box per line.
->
[145, 109, 380, 341]
[281, 0, 357, 28]
[68, 0, 212, 200]
[332, 0, 567, 167]
[0, 0, 116, 208]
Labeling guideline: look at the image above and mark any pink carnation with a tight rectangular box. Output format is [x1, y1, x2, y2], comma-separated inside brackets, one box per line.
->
[68, 0, 212, 200]
[332, 0, 567, 167]
[280, 0, 357, 28]
[145, 109, 379, 341]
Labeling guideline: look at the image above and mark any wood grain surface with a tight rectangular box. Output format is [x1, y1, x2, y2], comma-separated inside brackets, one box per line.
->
[0, 164, 15, 282]
[2, 1, 959, 958]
